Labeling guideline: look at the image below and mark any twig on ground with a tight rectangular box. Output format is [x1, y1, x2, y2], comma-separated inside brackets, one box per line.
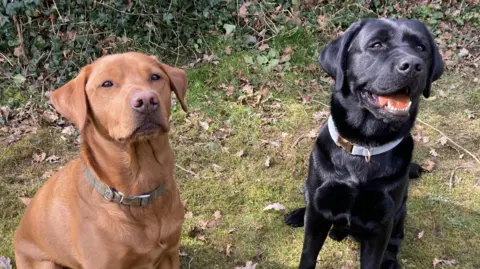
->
[291, 134, 306, 149]
[449, 166, 470, 190]
[417, 118, 480, 165]
[13, 16, 27, 61]
[0, 53, 13, 67]
[311, 99, 330, 108]
[175, 164, 196, 177]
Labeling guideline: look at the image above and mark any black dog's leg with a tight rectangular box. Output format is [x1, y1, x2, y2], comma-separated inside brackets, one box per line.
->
[359, 219, 395, 269]
[298, 205, 331, 269]
[285, 207, 306, 227]
[380, 197, 407, 269]
[408, 162, 422, 179]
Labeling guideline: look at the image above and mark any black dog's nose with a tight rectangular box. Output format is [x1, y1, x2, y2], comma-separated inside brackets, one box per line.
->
[131, 91, 159, 113]
[397, 57, 424, 75]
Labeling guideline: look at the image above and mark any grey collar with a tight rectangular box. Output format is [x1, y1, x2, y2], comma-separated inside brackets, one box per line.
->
[86, 167, 166, 207]
[327, 116, 403, 161]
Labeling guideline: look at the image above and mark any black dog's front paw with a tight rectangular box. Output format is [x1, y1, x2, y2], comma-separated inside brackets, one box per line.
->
[285, 207, 306, 227]
[381, 259, 400, 269]
[409, 162, 422, 179]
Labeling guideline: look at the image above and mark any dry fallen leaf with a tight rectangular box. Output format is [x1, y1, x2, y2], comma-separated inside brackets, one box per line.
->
[235, 150, 246, 158]
[433, 258, 457, 267]
[430, 148, 440, 157]
[241, 84, 254, 96]
[45, 155, 60, 163]
[312, 111, 329, 121]
[439, 136, 448, 146]
[417, 230, 424, 239]
[0, 256, 12, 269]
[226, 244, 232, 257]
[185, 211, 193, 219]
[19, 197, 32, 206]
[235, 261, 257, 269]
[188, 226, 206, 242]
[61, 125, 75, 136]
[258, 43, 269, 52]
[421, 159, 436, 172]
[265, 156, 271, 168]
[225, 46, 232, 55]
[263, 202, 286, 212]
[41, 170, 55, 179]
[199, 121, 209, 130]
[42, 110, 59, 123]
[228, 228, 237, 234]
[32, 152, 47, 163]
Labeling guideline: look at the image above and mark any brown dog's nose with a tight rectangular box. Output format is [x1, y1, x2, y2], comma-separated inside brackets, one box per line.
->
[397, 57, 424, 76]
[131, 91, 159, 113]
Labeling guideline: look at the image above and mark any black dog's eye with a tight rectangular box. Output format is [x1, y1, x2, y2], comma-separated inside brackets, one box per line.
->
[416, 44, 426, 51]
[371, 41, 384, 49]
[151, 74, 161, 81]
[102, 81, 113, 88]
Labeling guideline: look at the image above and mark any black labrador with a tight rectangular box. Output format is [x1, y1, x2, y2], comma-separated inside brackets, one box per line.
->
[285, 18, 443, 269]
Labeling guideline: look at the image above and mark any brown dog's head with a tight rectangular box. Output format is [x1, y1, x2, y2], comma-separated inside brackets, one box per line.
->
[50, 52, 187, 142]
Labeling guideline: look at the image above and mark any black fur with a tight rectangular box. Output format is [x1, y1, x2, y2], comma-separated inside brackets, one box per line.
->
[285, 18, 444, 269]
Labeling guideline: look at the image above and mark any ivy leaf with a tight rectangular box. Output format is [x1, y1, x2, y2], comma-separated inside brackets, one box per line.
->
[223, 24, 236, 35]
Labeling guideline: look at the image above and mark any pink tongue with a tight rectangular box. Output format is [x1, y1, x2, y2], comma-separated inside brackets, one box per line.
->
[378, 92, 410, 109]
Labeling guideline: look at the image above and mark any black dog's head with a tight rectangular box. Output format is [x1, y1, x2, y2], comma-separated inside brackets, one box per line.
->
[320, 18, 443, 123]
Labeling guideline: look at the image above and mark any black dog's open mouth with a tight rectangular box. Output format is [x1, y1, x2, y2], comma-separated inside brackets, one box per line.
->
[360, 87, 412, 116]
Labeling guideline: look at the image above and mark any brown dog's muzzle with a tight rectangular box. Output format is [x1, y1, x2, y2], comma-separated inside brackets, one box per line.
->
[131, 91, 159, 114]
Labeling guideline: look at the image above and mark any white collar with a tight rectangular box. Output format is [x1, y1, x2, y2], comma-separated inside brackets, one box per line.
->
[327, 116, 403, 160]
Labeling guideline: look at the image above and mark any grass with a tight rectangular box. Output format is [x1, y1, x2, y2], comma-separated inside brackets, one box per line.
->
[1, 26, 480, 269]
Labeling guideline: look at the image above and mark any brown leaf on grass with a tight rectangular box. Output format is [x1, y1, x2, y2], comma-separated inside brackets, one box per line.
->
[264, 156, 271, 168]
[181, 199, 188, 208]
[45, 155, 60, 163]
[430, 148, 440, 157]
[225, 46, 232, 55]
[32, 152, 47, 163]
[235, 261, 257, 269]
[199, 121, 209, 130]
[62, 125, 75, 136]
[41, 170, 55, 180]
[312, 111, 329, 121]
[228, 228, 237, 234]
[0, 256, 12, 269]
[185, 211, 193, 219]
[258, 43, 269, 52]
[202, 210, 223, 229]
[421, 159, 436, 172]
[263, 202, 286, 212]
[19, 197, 32, 206]
[42, 110, 59, 123]
[202, 53, 217, 63]
[241, 84, 254, 96]
[438, 136, 448, 146]
[235, 149, 246, 158]
[226, 244, 232, 257]
[0, 106, 9, 120]
[417, 230, 425, 239]
[283, 46, 293, 55]
[433, 258, 457, 267]
[238, 2, 252, 18]
[188, 226, 206, 242]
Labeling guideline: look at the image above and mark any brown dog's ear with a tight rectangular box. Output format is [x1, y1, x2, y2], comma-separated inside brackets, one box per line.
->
[50, 65, 91, 130]
[150, 56, 188, 112]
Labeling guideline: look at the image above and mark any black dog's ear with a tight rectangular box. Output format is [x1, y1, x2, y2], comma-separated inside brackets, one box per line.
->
[422, 24, 444, 98]
[319, 21, 364, 92]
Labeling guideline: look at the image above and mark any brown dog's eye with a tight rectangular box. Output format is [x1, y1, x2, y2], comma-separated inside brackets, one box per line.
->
[371, 42, 383, 49]
[102, 81, 113, 87]
[416, 44, 425, 51]
[151, 74, 161, 81]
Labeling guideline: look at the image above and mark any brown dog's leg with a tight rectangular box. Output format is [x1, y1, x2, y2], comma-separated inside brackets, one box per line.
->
[156, 248, 180, 269]
[15, 252, 64, 269]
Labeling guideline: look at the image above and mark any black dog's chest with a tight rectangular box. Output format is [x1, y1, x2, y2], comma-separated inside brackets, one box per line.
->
[313, 180, 397, 241]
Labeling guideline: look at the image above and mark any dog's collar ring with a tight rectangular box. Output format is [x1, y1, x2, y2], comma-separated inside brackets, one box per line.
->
[85, 167, 166, 207]
[327, 116, 403, 160]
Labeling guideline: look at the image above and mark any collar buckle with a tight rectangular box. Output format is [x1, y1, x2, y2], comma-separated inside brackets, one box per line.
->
[335, 136, 354, 153]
